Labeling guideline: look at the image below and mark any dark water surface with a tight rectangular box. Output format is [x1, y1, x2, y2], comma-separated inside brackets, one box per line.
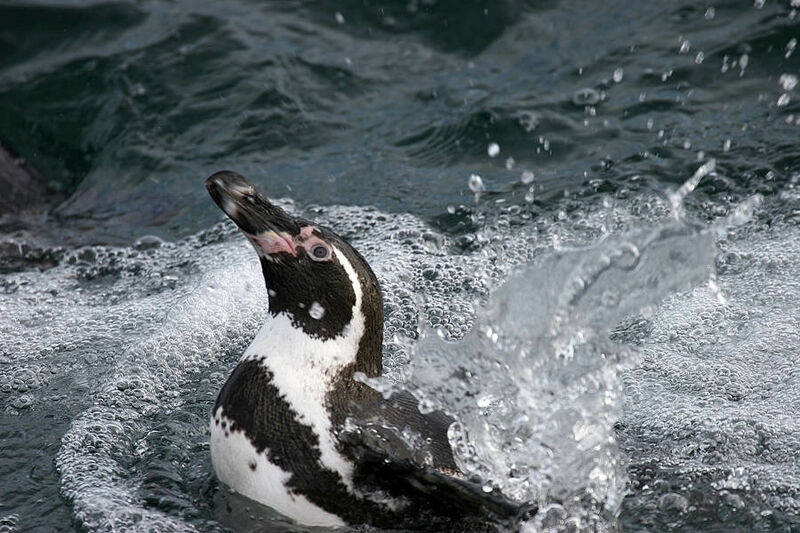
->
[1, 1, 799, 531]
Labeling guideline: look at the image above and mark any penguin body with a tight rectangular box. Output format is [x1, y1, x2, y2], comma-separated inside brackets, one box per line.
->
[205, 171, 530, 528]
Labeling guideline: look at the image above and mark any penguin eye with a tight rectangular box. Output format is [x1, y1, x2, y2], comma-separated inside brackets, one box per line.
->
[309, 244, 330, 261]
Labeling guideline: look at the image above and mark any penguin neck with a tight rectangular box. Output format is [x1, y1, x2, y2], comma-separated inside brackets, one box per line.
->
[243, 312, 362, 387]
[247, 244, 383, 402]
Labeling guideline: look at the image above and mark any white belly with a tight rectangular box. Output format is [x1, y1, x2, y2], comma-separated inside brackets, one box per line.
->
[209, 411, 345, 527]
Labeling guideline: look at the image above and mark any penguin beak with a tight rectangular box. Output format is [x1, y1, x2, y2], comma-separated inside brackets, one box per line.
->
[205, 170, 301, 255]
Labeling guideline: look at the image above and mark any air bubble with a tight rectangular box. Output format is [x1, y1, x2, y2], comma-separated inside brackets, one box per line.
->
[133, 235, 164, 251]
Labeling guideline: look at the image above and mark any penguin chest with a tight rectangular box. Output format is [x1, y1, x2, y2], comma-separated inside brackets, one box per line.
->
[209, 315, 365, 526]
[209, 408, 345, 527]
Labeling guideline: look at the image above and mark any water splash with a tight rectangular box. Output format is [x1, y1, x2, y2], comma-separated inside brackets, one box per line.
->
[669, 159, 716, 218]
[4, 179, 793, 532]
[405, 220, 715, 530]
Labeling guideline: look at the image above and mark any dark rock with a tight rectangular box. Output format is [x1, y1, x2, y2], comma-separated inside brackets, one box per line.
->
[0, 140, 61, 216]
[0, 239, 64, 273]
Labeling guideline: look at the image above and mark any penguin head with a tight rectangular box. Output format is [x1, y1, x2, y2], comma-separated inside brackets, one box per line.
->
[206, 171, 383, 356]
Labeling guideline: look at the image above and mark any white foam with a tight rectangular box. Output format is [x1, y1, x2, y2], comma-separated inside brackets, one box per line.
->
[4, 188, 790, 531]
[620, 220, 800, 520]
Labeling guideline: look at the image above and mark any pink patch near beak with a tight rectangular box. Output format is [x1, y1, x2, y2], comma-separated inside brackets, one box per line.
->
[248, 232, 297, 256]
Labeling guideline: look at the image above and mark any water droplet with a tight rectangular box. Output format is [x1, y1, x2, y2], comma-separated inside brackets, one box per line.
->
[572, 88, 601, 106]
[335, 12, 345, 24]
[517, 111, 540, 132]
[695, 52, 705, 64]
[481, 483, 493, 493]
[468, 174, 484, 193]
[520, 170, 535, 184]
[705, 7, 716, 19]
[679, 39, 691, 54]
[477, 394, 494, 407]
[524, 187, 535, 203]
[309, 302, 326, 320]
[754, 0, 765, 8]
[723, 139, 731, 151]
[646, 118, 654, 129]
[786, 38, 797, 59]
[487, 143, 500, 157]
[612, 68, 623, 83]
[777, 93, 791, 107]
[505, 157, 515, 170]
[779, 74, 798, 91]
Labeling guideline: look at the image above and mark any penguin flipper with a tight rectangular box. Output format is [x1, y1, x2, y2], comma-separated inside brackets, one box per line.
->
[343, 389, 457, 470]
[338, 426, 534, 524]
[338, 390, 536, 523]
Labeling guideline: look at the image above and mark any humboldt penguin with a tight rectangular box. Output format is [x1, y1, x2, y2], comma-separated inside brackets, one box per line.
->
[206, 170, 531, 529]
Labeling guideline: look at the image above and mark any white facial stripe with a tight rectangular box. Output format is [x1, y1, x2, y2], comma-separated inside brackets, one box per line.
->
[333, 245, 364, 312]
[210, 410, 346, 527]
[240, 244, 365, 490]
